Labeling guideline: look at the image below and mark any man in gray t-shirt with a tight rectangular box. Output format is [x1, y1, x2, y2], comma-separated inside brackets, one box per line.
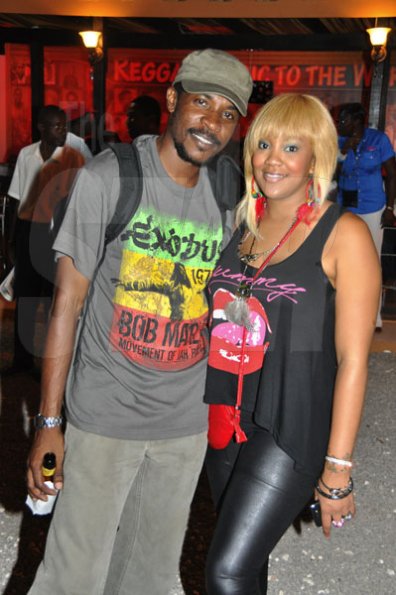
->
[26, 49, 252, 595]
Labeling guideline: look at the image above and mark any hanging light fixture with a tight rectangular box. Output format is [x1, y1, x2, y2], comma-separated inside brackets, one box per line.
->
[366, 25, 392, 63]
[79, 30, 103, 66]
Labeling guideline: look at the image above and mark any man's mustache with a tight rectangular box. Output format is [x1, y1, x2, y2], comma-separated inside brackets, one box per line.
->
[188, 128, 221, 146]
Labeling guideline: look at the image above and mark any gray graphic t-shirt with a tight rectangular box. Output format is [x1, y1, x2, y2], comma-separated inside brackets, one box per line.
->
[54, 136, 228, 440]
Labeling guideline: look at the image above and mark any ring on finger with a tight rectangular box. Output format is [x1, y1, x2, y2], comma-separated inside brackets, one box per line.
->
[343, 513, 353, 521]
[332, 519, 345, 528]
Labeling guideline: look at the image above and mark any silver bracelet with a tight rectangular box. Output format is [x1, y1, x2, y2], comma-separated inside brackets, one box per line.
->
[316, 477, 354, 500]
[34, 414, 64, 430]
[325, 455, 353, 468]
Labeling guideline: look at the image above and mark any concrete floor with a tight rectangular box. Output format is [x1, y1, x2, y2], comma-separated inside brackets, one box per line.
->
[1, 299, 395, 594]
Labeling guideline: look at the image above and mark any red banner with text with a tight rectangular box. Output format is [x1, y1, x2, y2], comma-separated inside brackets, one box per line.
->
[2, 46, 396, 163]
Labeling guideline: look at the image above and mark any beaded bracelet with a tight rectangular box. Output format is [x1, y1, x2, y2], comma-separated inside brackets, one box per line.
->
[316, 477, 354, 500]
[325, 455, 353, 468]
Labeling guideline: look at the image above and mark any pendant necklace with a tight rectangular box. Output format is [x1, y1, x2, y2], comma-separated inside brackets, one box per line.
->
[238, 229, 292, 266]
[225, 202, 313, 331]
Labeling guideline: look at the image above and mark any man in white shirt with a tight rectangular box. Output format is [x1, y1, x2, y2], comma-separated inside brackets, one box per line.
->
[66, 131, 92, 162]
[4, 105, 85, 376]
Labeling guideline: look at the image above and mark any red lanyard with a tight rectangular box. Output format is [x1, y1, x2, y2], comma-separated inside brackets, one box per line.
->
[233, 214, 305, 441]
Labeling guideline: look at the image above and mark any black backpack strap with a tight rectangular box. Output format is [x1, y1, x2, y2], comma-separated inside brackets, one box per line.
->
[73, 142, 143, 365]
[106, 144, 241, 244]
[105, 142, 143, 245]
[207, 153, 243, 223]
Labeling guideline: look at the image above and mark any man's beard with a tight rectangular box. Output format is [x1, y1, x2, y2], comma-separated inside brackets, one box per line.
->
[173, 140, 204, 167]
[172, 128, 222, 167]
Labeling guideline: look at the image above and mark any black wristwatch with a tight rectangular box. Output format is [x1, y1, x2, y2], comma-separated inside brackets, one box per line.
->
[34, 414, 63, 430]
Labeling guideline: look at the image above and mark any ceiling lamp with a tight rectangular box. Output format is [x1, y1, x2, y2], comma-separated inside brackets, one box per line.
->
[79, 30, 103, 66]
[366, 26, 392, 63]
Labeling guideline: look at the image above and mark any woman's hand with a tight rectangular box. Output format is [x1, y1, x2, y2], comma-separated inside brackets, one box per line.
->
[316, 465, 355, 538]
[316, 489, 355, 538]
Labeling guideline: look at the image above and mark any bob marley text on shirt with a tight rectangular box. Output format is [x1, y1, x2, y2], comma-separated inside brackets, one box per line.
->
[109, 207, 223, 370]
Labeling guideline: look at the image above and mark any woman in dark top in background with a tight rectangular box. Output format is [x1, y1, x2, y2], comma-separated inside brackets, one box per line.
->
[204, 94, 381, 594]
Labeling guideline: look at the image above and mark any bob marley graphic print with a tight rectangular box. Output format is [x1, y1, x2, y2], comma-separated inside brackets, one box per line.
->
[109, 205, 223, 371]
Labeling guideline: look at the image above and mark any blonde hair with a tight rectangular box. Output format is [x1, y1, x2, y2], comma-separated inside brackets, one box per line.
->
[236, 93, 338, 234]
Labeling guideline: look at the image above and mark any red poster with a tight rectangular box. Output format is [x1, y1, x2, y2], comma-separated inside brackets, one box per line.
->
[5, 44, 31, 161]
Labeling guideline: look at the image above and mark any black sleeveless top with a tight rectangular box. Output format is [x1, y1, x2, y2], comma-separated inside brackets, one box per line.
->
[204, 204, 343, 477]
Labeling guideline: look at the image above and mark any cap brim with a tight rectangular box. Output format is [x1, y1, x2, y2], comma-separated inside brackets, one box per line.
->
[180, 80, 247, 116]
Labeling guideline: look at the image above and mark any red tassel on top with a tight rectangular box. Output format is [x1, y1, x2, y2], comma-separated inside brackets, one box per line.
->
[233, 409, 248, 444]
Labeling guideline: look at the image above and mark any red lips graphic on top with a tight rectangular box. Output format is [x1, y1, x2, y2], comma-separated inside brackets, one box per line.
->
[208, 288, 271, 375]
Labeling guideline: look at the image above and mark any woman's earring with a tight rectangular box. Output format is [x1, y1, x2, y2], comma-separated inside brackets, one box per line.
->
[251, 177, 266, 222]
[306, 177, 321, 205]
[251, 176, 264, 199]
[255, 196, 266, 222]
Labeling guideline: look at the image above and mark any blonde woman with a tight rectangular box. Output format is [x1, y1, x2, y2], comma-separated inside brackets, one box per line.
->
[204, 94, 381, 593]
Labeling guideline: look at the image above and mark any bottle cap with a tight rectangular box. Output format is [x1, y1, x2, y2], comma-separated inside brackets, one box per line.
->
[42, 452, 56, 477]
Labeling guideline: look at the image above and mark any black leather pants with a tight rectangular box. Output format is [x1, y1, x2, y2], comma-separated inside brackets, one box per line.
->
[205, 414, 316, 594]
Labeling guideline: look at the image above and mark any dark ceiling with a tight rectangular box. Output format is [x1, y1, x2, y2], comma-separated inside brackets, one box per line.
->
[1, 15, 395, 52]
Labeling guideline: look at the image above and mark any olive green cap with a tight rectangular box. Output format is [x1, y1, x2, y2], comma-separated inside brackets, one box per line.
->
[174, 48, 253, 116]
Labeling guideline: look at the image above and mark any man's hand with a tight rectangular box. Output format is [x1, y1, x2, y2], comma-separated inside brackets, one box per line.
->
[381, 207, 396, 229]
[27, 427, 65, 501]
